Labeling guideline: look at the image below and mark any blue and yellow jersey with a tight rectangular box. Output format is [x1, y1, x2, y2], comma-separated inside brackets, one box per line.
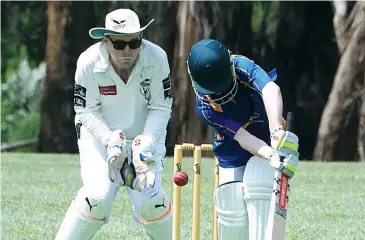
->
[196, 55, 277, 168]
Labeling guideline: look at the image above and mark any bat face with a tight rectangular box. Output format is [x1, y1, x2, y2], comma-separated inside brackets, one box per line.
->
[277, 173, 289, 216]
[266, 171, 290, 240]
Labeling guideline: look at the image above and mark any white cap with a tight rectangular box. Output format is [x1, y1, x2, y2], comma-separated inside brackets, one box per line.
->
[89, 9, 154, 39]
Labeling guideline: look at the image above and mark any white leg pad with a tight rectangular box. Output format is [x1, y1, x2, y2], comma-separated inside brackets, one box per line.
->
[243, 157, 275, 240]
[55, 187, 110, 240]
[134, 188, 172, 240]
[214, 182, 249, 240]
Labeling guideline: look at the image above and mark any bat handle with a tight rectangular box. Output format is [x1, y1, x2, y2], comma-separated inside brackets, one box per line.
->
[285, 112, 295, 132]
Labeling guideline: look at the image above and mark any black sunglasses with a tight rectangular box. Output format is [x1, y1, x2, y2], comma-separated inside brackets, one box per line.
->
[105, 36, 142, 50]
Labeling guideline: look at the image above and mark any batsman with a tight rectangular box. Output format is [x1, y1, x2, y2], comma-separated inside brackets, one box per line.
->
[186, 39, 300, 240]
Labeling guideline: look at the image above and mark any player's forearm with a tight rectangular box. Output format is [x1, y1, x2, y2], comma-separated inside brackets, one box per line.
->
[262, 82, 284, 133]
[76, 110, 112, 145]
[234, 127, 276, 160]
[143, 103, 172, 147]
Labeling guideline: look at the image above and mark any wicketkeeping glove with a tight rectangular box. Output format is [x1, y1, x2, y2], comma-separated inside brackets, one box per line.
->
[106, 129, 132, 186]
[108, 157, 136, 187]
[129, 135, 157, 192]
[106, 129, 127, 169]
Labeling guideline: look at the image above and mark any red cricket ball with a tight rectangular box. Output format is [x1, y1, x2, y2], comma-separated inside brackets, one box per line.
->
[173, 171, 189, 186]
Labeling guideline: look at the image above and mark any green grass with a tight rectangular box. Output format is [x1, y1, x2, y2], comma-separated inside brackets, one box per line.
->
[1, 153, 365, 240]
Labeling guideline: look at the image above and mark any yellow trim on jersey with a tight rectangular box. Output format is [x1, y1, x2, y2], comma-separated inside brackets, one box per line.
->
[206, 95, 223, 112]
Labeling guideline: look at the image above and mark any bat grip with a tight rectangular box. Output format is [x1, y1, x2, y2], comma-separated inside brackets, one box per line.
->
[285, 112, 295, 132]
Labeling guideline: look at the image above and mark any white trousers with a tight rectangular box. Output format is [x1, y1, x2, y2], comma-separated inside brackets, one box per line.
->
[218, 165, 246, 185]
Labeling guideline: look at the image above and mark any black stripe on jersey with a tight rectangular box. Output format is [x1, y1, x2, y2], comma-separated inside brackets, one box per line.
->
[74, 83, 86, 98]
[74, 96, 86, 107]
[162, 74, 172, 99]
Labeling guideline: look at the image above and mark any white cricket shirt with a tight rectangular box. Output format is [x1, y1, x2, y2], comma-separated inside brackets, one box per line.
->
[73, 40, 173, 148]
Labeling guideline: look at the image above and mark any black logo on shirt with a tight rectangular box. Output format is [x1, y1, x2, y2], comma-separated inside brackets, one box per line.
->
[140, 78, 152, 104]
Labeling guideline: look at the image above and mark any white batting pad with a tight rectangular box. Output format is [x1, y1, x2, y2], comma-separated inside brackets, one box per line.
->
[243, 156, 275, 240]
[214, 182, 249, 240]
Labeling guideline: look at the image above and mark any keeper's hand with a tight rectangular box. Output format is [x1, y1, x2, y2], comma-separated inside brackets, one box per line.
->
[130, 135, 156, 192]
[106, 129, 127, 169]
[106, 129, 132, 186]
[108, 157, 136, 187]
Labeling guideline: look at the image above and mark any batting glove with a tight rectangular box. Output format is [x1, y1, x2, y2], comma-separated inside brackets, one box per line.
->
[270, 125, 299, 157]
[269, 153, 299, 178]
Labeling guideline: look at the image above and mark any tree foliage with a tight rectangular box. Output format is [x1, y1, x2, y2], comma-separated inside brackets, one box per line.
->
[2, 1, 364, 161]
[1, 1, 47, 82]
[1, 1, 47, 144]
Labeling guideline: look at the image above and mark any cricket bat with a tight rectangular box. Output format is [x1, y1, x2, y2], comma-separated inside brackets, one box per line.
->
[265, 112, 295, 240]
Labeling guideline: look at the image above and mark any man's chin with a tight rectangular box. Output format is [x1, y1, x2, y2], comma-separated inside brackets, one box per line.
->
[117, 60, 135, 66]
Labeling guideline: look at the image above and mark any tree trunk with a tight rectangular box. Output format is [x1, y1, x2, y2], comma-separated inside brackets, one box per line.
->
[275, 2, 338, 160]
[167, 1, 205, 152]
[63, 2, 97, 153]
[314, 1, 365, 161]
[357, 72, 365, 161]
[38, 1, 70, 152]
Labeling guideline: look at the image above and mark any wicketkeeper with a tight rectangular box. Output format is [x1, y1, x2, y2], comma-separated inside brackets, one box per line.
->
[186, 39, 300, 240]
[55, 9, 173, 240]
